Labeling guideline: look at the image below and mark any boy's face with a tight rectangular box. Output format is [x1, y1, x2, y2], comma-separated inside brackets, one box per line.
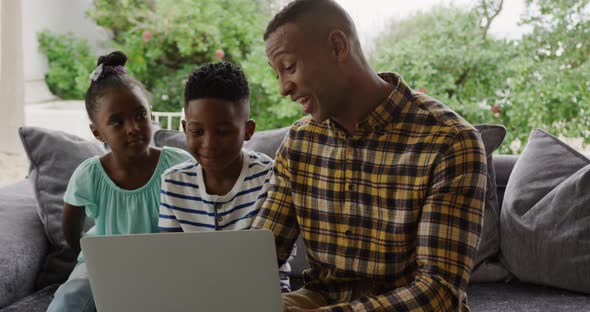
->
[182, 98, 255, 174]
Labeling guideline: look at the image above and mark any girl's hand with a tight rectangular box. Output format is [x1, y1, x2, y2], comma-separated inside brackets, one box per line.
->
[62, 203, 86, 254]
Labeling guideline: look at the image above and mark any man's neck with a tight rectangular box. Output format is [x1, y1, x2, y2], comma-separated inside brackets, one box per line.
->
[332, 72, 394, 135]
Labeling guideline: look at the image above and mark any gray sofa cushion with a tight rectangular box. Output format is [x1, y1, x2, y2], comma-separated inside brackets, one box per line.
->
[501, 129, 590, 294]
[0, 284, 58, 312]
[0, 180, 48, 308]
[18, 127, 105, 288]
[467, 282, 590, 312]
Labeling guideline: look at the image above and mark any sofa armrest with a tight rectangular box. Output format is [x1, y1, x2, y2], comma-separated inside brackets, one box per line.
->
[0, 179, 49, 309]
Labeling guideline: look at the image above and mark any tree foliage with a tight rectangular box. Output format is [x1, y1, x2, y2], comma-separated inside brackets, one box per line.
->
[370, 1, 589, 153]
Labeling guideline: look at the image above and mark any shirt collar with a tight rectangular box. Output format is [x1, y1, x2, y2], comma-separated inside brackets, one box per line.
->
[327, 72, 409, 136]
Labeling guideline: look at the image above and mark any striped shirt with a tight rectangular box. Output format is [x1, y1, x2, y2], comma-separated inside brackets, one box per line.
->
[252, 73, 487, 311]
[159, 149, 292, 291]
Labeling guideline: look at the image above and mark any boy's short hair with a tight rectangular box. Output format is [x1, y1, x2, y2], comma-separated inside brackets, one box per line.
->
[184, 62, 250, 109]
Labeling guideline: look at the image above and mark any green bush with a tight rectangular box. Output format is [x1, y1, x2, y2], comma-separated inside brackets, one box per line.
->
[38, 31, 96, 99]
[88, 0, 303, 130]
[39, 0, 302, 130]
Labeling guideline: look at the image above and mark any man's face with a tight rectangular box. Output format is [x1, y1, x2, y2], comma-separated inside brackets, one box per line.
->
[266, 23, 341, 123]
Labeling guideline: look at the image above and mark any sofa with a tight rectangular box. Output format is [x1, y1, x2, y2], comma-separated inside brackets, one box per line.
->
[1, 125, 589, 312]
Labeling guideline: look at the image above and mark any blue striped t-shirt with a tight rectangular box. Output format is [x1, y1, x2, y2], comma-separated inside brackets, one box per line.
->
[158, 149, 292, 291]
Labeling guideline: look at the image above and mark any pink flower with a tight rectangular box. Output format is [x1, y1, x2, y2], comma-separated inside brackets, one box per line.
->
[491, 105, 500, 114]
[215, 49, 225, 60]
[417, 87, 427, 94]
[143, 31, 152, 42]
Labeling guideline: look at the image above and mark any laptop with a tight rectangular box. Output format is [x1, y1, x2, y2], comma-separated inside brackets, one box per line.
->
[81, 230, 284, 312]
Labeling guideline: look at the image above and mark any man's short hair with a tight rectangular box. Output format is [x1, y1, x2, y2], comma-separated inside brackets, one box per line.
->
[264, 0, 327, 41]
[184, 62, 250, 108]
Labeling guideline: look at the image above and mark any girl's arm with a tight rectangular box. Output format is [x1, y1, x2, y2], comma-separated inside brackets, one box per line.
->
[62, 203, 86, 254]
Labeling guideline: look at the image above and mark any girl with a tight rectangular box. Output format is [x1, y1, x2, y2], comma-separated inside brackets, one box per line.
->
[47, 51, 193, 312]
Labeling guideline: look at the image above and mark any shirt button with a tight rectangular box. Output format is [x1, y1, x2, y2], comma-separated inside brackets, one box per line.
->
[345, 229, 352, 236]
[217, 216, 223, 223]
[348, 184, 355, 191]
[214, 203, 222, 209]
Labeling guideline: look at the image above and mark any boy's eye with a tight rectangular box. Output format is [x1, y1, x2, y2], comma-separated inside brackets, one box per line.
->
[110, 120, 122, 127]
[192, 129, 204, 136]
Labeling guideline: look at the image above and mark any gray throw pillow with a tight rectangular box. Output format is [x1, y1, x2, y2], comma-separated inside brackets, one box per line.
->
[153, 129, 187, 150]
[243, 127, 290, 158]
[19, 127, 105, 287]
[154, 127, 290, 160]
[500, 129, 590, 293]
[468, 125, 507, 281]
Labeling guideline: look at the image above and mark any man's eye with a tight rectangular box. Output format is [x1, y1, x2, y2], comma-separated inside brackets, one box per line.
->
[192, 129, 204, 136]
[111, 120, 122, 127]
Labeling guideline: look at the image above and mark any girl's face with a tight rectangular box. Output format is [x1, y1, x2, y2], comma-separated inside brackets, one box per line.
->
[90, 87, 152, 158]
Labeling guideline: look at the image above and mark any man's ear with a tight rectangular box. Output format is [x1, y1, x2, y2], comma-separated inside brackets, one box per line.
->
[244, 119, 256, 141]
[328, 30, 349, 62]
[182, 120, 187, 134]
[90, 124, 104, 143]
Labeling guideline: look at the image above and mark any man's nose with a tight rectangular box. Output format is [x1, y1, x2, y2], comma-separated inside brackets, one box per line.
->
[279, 78, 294, 97]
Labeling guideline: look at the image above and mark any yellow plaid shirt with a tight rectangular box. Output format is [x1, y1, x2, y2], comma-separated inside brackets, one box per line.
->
[252, 73, 487, 312]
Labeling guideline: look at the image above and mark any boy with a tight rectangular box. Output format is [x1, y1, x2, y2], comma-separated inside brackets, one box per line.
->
[158, 62, 292, 291]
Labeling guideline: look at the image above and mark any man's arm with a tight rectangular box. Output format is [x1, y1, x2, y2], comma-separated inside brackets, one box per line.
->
[314, 129, 487, 312]
[252, 133, 300, 267]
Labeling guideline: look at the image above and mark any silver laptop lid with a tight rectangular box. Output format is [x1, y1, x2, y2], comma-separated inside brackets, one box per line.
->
[81, 230, 283, 312]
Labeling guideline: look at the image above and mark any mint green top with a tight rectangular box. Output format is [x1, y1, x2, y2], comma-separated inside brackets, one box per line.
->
[64, 147, 192, 250]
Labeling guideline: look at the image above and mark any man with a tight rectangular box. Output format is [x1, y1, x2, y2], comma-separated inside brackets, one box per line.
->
[252, 0, 487, 311]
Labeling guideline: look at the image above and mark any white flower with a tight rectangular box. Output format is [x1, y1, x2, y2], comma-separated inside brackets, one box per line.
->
[161, 94, 169, 101]
[510, 138, 522, 154]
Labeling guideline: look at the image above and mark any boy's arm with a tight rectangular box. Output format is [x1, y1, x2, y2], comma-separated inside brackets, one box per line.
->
[159, 176, 183, 232]
[62, 203, 86, 254]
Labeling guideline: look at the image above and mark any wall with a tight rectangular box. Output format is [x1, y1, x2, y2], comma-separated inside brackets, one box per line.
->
[0, 0, 25, 153]
[21, 0, 109, 103]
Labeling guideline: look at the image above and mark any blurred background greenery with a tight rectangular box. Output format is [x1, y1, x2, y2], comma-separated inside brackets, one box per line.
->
[38, 0, 589, 153]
